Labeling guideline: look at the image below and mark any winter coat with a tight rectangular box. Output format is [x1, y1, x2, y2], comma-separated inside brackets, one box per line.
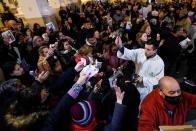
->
[138, 88, 196, 131]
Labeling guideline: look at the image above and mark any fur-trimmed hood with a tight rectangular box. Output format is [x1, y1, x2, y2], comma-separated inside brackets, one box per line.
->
[5, 101, 49, 128]
[5, 111, 48, 128]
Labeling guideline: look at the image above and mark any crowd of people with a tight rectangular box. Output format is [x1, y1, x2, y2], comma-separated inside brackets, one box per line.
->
[0, 1, 196, 131]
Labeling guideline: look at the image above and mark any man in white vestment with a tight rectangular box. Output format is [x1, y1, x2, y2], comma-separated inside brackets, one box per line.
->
[116, 36, 164, 102]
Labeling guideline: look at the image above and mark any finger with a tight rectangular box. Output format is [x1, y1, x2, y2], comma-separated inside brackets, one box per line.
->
[122, 91, 125, 96]
[80, 71, 87, 76]
[43, 71, 50, 78]
[81, 72, 89, 80]
[40, 71, 45, 76]
[35, 70, 39, 76]
[113, 85, 117, 91]
[112, 82, 117, 88]
[112, 81, 117, 88]
[121, 91, 125, 98]
[116, 86, 121, 93]
[98, 79, 103, 84]
[96, 79, 102, 87]
[113, 85, 120, 92]
[77, 61, 83, 66]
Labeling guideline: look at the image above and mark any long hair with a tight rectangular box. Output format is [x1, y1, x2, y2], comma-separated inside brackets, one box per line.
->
[140, 22, 150, 33]
[136, 31, 146, 42]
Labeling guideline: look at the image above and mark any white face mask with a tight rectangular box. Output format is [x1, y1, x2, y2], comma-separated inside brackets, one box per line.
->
[126, 21, 132, 30]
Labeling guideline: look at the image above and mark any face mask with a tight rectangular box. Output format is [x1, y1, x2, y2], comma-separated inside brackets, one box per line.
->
[164, 95, 181, 105]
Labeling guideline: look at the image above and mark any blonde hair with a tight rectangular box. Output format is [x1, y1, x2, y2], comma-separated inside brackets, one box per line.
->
[78, 45, 93, 56]
[140, 22, 150, 33]
[38, 46, 48, 56]
[124, 16, 131, 21]
[37, 46, 50, 72]
[136, 32, 146, 42]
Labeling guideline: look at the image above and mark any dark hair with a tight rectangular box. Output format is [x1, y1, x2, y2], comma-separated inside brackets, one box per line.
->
[38, 27, 47, 36]
[83, 19, 91, 25]
[2, 61, 17, 79]
[116, 61, 136, 90]
[59, 38, 72, 45]
[17, 87, 41, 114]
[33, 23, 40, 35]
[86, 28, 95, 39]
[47, 56, 59, 71]
[145, 39, 159, 50]
[33, 23, 40, 29]
[58, 39, 69, 51]
[48, 31, 58, 44]
[21, 28, 31, 35]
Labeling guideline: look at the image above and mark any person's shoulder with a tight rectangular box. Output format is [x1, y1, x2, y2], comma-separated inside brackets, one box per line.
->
[182, 92, 196, 99]
[132, 48, 144, 52]
[126, 48, 145, 56]
[179, 92, 196, 106]
[142, 89, 160, 106]
[155, 55, 164, 63]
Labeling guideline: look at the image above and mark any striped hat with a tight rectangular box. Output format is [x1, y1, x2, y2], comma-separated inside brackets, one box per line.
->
[71, 100, 96, 126]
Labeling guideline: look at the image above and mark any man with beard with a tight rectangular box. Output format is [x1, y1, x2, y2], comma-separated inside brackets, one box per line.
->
[138, 76, 196, 131]
[82, 29, 103, 61]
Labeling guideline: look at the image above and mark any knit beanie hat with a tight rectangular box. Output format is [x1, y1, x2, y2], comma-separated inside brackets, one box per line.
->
[71, 100, 96, 126]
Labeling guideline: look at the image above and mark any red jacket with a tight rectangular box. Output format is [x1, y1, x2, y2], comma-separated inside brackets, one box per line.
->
[138, 89, 196, 131]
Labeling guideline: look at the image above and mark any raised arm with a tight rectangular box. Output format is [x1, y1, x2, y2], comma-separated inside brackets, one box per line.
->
[42, 70, 88, 131]
[104, 83, 126, 131]
[115, 36, 143, 63]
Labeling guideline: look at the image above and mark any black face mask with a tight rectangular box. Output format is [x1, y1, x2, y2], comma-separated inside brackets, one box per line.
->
[164, 95, 181, 105]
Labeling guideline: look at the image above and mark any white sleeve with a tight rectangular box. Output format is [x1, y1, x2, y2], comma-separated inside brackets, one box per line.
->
[117, 47, 143, 63]
[142, 60, 164, 92]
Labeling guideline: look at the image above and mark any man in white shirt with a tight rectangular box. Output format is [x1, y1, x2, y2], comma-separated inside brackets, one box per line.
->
[115, 36, 164, 102]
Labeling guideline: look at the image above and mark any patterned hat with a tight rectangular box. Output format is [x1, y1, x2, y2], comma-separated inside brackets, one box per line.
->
[71, 100, 96, 126]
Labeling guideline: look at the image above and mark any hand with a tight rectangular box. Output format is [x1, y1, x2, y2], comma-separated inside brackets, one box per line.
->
[181, 44, 189, 49]
[76, 71, 90, 86]
[3, 37, 11, 45]
[113, 84, 125, 104]
[94, 79, 102, 92]
[136, 18, 141, 24]
[81, 24, 85, 29]
[40, 89, 49, 103]
[52, 42, 58, 49]
[115, 36, 123, 48]
[74, 61, 85, 72]
[46, 48, 54, 59]
[36, 71, 50, 83]
[112, 68, 117, 73]
[135, 76, 143, 83]
[159, 39, 165, 47]
[64, 36, 75, 43]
